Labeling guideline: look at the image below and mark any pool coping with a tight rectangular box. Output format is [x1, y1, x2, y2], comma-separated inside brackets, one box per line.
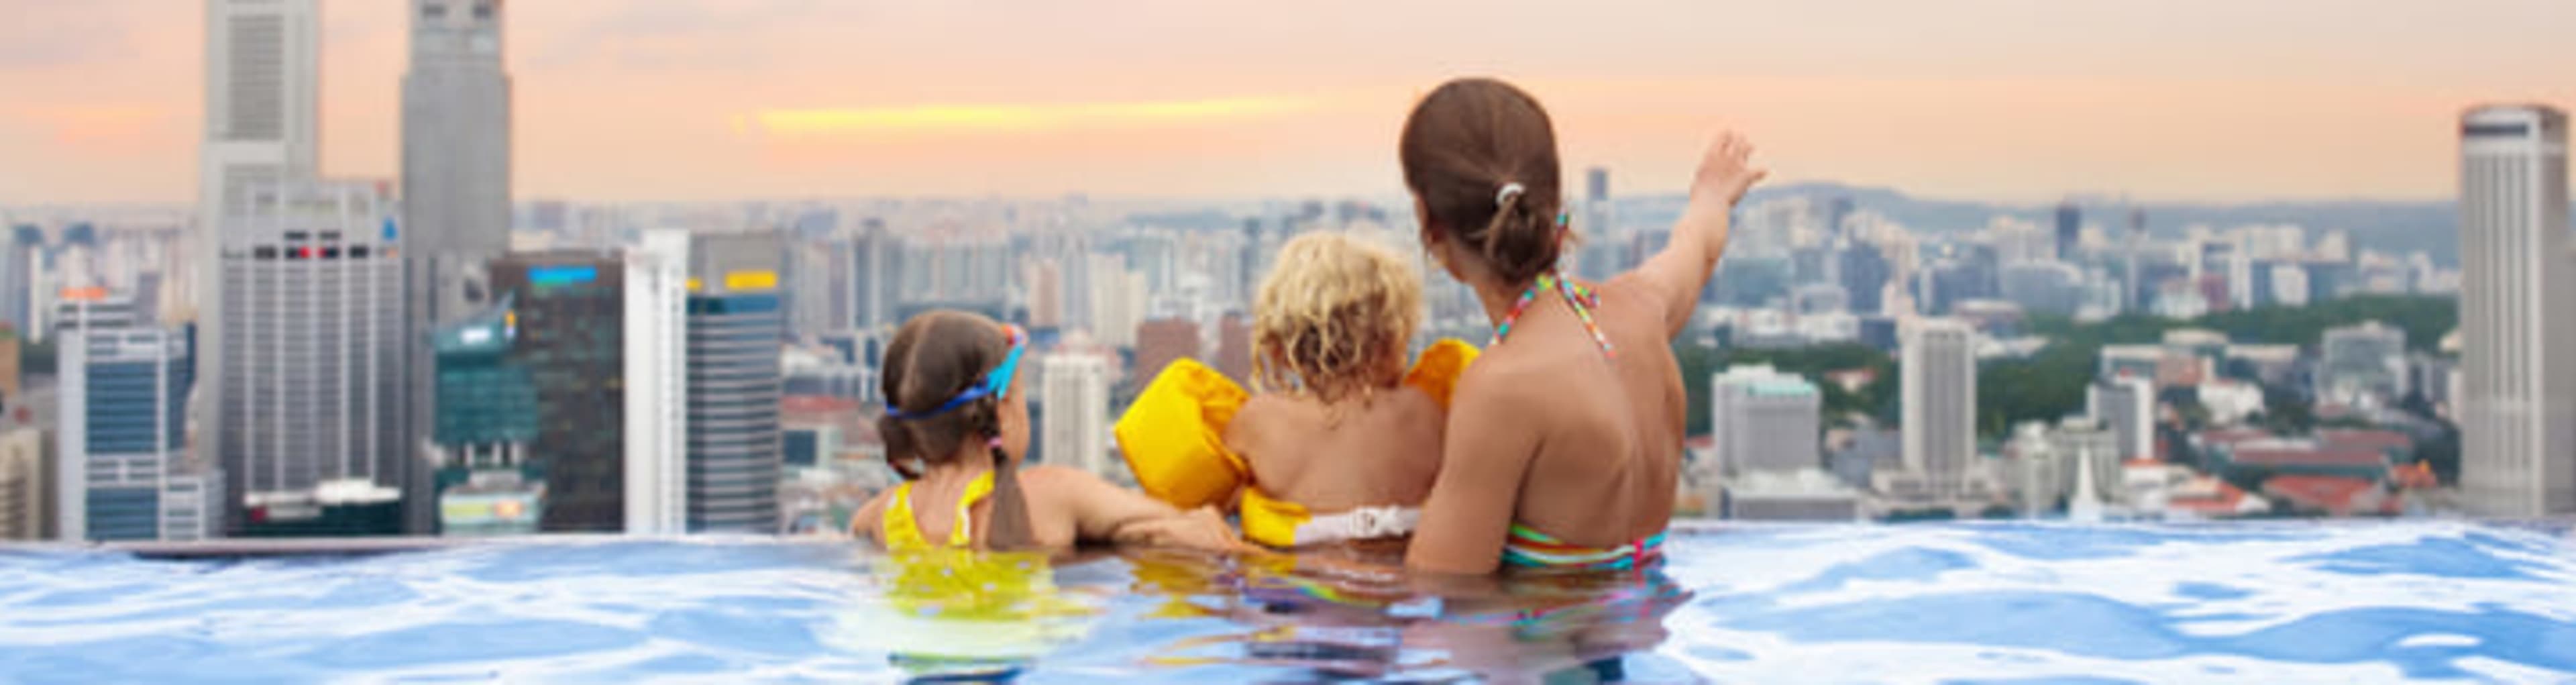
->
[4, 518, 2568, 560]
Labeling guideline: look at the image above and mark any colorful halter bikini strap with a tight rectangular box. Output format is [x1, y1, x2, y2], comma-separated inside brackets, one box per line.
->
[1489, 272, 1615, 358]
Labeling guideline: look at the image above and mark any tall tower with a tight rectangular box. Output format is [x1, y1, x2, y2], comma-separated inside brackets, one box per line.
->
[2053, 201, 2081, 264]
[199, 0, 319, 529]
[201, 0, 319, 229]
[1040, 353, 1112, 479]
[1902, 317, 1977, 500]
[402, 0, 514, 534]
[623, 230, 691, 535]
[2458, 104, 2574, 517]
[684, 233, 786, 533]
[2125, 207, 2147, 313]
[400, 0, 510, 257]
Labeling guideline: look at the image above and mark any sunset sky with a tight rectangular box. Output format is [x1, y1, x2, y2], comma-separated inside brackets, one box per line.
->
[1, 0, 2571, 205]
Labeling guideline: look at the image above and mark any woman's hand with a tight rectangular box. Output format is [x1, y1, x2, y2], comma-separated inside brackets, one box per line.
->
[1690, 130, 1766, 209]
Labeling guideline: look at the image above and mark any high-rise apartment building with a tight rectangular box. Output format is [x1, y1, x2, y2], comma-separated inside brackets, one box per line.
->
[684, 233, 786, 533]
[1709, 365, 1823, 476]
[0, 429, 46, 540]
[0, 227, 38, 334]
[2458, 104, 2575, 517]
[2053, 201, 2081, 263]
[1902, 318, 1977, 500]
[1133, 318, 1201, 388]
[2086, 376, 2156, 464]
[1040, 353, 1113, 479]
[216, 180, 408, 537]
[1214, 313, 1254, 385]
[1835, 240, 1891, 316]
[1584, 166, 1615, 246]
[2317, 320, 2410, 408]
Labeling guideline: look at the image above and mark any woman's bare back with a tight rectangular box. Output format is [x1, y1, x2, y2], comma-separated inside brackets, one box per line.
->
[1473, 281, 1685, 549]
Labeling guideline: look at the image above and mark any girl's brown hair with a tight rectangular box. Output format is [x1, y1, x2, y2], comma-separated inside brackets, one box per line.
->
[1399, 77, 1566, 286]
[1251, 232, 1424, 403]
[877, 311, 1036, 551]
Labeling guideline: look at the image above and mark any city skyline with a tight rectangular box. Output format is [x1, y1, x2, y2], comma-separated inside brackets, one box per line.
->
[5, 1, 2575, 205]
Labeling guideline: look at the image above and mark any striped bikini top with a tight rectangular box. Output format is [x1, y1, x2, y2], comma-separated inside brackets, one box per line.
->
[1503, 525, 1668, 571]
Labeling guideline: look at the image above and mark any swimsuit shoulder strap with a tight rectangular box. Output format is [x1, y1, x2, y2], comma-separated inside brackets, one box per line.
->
[1489, 273, 1616, 358]
[881, 472, 998, 551]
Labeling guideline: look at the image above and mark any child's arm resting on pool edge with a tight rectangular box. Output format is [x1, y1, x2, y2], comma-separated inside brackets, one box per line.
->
[1028, 465, 1246, 553]
[1611, 130, 1764, 341]
[1403, 366, 1544, 575]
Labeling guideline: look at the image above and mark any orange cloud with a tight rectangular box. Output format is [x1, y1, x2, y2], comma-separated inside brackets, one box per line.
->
[749, 96, 1315, 136]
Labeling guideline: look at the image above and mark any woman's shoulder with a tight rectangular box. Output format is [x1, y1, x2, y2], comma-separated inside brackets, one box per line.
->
[1457, 343, 1577, 401]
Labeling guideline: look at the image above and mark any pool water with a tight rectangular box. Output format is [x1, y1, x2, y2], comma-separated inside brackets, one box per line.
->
[4, 522, 2575, 683]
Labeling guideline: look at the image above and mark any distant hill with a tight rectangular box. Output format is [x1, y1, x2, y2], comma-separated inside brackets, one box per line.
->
[1611, 182, 2563, 267]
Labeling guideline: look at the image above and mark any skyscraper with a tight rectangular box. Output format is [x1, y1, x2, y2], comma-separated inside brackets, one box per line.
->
[684, 233, 786, 533]
[400, 0, 510, 258]
[2458, 105, 2575, 517]
[217, 180, 408, 537]
[1214, 313, 1254, 385]
[0, 226, 38, 334]
[199, 0, 319, 505]
[201, 0, 319, 231]
[2053, 201, 2081, 263]
[476, 252, 683, 533]
[402, 0, 515, 535]
[0, 428, 45, 540]
[2125, 208, 2147, 313]
[56, 295, 216, 542]
[1902, 317, 1976, 500]
[1835, 240, 1891, 315]
[785, 240, 844, 339]
[1133, 318, 1201, 388]
[623, 230, 691, 535]
[2316, 320, 2410, 408]
[427, 297, 541, 537]
[1709, 365, 1823, 476]
[849, 220, 899, 333]
[2086, 376, 2155, 463]
[1584, 166, 1614, 242]
[1040, 353, 1113, 480]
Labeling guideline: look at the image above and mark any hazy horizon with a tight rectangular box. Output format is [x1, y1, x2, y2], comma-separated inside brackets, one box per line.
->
[3, 0, 2572, 206]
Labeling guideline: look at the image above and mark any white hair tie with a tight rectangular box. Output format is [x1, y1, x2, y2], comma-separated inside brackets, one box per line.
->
[1495, 182, 1526, 207]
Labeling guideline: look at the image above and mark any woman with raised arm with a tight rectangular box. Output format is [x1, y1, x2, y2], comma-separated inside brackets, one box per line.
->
[1398, 77, 1765, 574]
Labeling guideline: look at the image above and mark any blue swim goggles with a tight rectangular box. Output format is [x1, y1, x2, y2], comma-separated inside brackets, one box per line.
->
[884, 324, 1027, 420]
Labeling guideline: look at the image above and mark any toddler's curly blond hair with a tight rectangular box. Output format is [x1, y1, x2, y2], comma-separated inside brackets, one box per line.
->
[1252, 232, 1424, 404]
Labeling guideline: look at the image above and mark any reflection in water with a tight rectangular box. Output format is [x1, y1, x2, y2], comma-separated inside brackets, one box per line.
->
[833, 549, 1102, 681]
[1123, 549, 1695, 682]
